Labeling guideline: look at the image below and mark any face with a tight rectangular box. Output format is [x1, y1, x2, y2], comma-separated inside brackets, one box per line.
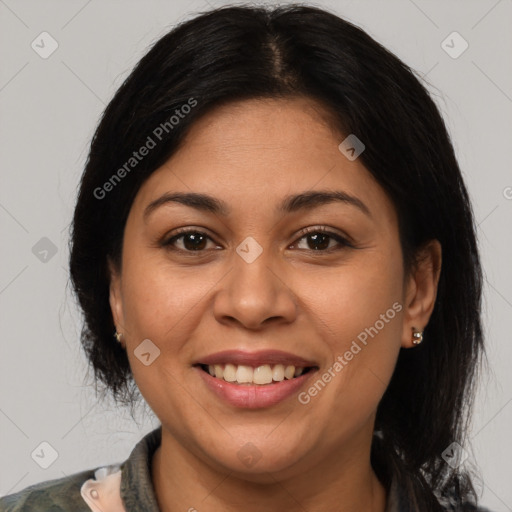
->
[109, 97, 439, 480]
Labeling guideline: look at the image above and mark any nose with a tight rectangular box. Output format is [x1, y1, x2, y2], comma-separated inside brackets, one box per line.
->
[212, 244, 298, 330]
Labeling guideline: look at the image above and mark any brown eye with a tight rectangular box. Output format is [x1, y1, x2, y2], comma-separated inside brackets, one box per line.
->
[163, 230, 217, 252]
[162, 226, 353, 255]
[292, 227, 352, 252]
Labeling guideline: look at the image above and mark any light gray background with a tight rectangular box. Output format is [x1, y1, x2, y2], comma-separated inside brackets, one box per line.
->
[0, 0, 511, 510]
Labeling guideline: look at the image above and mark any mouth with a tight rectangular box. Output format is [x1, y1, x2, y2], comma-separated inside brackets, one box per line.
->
[193, 350, 319, 408]
[197, 363, 317, 385]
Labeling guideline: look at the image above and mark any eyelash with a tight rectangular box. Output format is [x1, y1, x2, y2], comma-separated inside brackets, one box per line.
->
[161, 226, 354, 254]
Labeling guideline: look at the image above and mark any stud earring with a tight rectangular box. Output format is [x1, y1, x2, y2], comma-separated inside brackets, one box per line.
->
[114, 331, 123, 343]
[412, 328, 423, 345]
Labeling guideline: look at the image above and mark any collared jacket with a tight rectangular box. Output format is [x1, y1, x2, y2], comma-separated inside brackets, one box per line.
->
[0, 427, 493, 512]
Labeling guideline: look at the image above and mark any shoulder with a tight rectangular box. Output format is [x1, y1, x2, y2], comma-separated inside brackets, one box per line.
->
[0, 427, 161, 512]
[0, 469, 95, 512]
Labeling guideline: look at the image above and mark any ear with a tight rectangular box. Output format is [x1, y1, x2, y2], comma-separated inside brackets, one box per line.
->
[108, 257, 125, 347]
[401, 239, 442, 348]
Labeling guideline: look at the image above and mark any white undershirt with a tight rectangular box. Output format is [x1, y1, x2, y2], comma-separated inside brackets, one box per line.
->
[80, 464, 127, 512]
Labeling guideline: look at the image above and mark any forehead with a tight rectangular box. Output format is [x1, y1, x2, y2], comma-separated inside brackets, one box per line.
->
[175, 97, 342, 170]
[130, 97, 396, 227]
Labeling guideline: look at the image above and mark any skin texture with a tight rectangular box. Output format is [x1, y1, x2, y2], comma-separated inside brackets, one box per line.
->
[109, 97, 442, 512]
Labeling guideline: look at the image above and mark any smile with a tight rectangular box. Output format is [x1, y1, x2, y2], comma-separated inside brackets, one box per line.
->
[199, 363, 314, 385]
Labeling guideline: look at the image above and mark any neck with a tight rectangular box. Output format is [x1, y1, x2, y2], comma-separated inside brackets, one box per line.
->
[151, 427, 388, 512]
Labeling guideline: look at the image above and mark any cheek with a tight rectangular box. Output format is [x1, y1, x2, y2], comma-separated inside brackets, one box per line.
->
[297, 253, 403, 350]
[297, 248, 404, 407]
[120, 250, 210, 341]
[118, 250, 210, 415]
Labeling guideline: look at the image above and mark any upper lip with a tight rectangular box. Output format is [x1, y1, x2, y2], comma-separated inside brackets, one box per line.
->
[195, 350, 318, 368]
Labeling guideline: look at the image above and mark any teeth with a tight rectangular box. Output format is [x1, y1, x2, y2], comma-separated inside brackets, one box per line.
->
[284, 365, 295, 380]
[235, 365, 253, 383]
[205, 363, 308, 385]
[272, 364, 285, 382]
[223, 363, 237, 382]
[253, 365, 272, 384]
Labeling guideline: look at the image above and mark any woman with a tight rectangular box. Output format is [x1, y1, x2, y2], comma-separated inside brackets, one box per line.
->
[0, 4, 492, 511]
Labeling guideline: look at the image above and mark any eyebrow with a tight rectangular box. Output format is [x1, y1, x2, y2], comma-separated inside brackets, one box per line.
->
[143, 189, 371, 221]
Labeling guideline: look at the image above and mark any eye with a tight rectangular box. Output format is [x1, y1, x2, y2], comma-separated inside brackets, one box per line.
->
[291, 226, 353, 252]
[161, 226, 353, 254]
[162, 228, 220, 252]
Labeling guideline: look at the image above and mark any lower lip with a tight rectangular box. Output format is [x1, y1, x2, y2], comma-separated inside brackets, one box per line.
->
[196, 367, 316, 409]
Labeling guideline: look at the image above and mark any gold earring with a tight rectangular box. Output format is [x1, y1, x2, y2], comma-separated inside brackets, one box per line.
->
[114, 331, 123, 343]
[412, 328, 423, 345]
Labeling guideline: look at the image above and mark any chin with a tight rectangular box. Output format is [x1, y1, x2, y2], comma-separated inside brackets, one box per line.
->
[197, 435, 311, 478]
